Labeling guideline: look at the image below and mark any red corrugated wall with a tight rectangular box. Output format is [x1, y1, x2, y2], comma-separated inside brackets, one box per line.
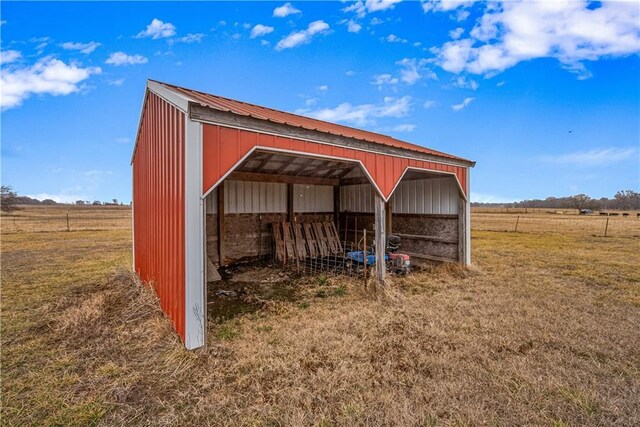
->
[202, 125, 468, 199]
[132, 92, 186, 340]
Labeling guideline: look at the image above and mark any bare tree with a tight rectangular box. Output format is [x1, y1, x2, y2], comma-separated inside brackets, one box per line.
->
[613, 190, 640, 210]
[569, 194, 593, 210]
[1, 185, 19, 212]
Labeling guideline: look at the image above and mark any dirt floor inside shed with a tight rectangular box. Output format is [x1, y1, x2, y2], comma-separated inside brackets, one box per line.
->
[1, 217, 639, 426]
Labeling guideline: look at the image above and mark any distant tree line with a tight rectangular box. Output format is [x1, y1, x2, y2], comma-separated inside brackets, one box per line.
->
[472, 190, 640, 211]
[1, 185, 131, 212]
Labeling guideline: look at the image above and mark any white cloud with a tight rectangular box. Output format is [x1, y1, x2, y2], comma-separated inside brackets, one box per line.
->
[451, 97, 474, 111]
[276, 20, 330, 50]
[108, 78, 125, 86]
[542, 147, 637, 167]
[299, 95, 411, 126]
[318, 85, 328, 91]
[136, 18, 176, 39]
[261, 40, 271, 47]
[0, 57, 101, 110]
[435, 1, 640, 79]
[423, 100, 437, 109]
[455, 10, 471, 22]
[371, 73, 399, 87]
[0, 50, 22, 65]
[422, 0, 474, 13]
[115, 137, 131, 144]
[449, 27, 464, 40]
[178, 33, 205, 43]
[345, 0, 402, 18]
[105, 52, 148, 66]
[250, 24, 274, 39]
[385, 34, 407, 43]
[347, 20, 362, 33]
[471, 192, 516, 204]
[84, 170, 112, 177]
[61, 41, 101, 54]
[453, 75, 479, 90]
[0, 20, 6, 26]
[396, 58, 437, 84]
[273, 2, 301, 18]
[26, 193, 86, 204]
[345, 70, 356, 76]
[496, 80, 505, 87]
[381, 123, 416, 132]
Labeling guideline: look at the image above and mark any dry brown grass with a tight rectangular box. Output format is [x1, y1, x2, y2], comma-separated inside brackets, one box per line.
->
[2, 207, 639, 426]
[473, 211, 640, 237]
[1, 204, 131, 233]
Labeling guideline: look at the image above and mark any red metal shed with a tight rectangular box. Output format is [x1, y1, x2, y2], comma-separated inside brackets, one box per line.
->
[132, 80, 475, 349]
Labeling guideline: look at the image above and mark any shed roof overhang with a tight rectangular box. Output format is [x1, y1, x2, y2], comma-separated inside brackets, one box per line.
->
[132, 80, 474, 201]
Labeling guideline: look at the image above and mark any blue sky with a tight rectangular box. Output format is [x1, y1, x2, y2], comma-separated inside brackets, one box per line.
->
[1, 0, 639, 203]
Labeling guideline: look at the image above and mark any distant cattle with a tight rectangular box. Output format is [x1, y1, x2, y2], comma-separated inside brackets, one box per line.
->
[609, 212, 620, 216]
[622, 213, 629, 217]
[599, 212, 608, 216]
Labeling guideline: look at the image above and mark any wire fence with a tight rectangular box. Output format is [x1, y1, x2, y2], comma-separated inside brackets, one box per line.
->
[2, 209, 639, 238]
[1, 209, 131, 233]
[472, 213, 640, 237]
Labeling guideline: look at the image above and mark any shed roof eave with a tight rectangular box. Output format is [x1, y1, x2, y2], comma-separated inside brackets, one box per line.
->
[189, 103, 476, 168]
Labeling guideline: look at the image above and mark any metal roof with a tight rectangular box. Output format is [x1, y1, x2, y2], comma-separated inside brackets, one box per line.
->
[151, 80, 474, 165]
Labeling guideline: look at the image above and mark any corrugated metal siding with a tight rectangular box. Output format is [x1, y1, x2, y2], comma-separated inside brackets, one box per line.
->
[224, 180, 286, 213]
[340, 184, 375, 213]
[293, 184, 333, 212]
[157, 81, 471, 164]
[391, 177, 459, 214]
[202, 124, 469, 200]
[341, 178, 459, 214]
[132, 91, 185, 340]
[205, 188, 217, 214]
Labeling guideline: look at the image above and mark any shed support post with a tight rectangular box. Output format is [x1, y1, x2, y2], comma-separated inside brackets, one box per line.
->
[333, 186, 340, 227]
[385, 201, 392, 236]
[374, 192, 386, 286]
[217, 182, 225, 266]
[184, 119, 205, 350]
[287, 183, 294, 222]
[458, 168, 471, 266]
[465, 169, 471, 265]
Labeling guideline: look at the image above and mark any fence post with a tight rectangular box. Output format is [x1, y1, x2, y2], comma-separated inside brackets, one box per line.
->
[514, 215, 520, 232]
[604, 217, 609, 237]
[363, 229, 367, 289]
[66, 212, 70, 232]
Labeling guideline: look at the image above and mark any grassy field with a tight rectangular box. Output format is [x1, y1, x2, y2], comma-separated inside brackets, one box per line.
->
[1, 206, 639, 426]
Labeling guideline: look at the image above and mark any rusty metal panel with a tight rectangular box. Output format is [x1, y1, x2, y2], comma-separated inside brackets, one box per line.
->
[132, 91, 186, 341]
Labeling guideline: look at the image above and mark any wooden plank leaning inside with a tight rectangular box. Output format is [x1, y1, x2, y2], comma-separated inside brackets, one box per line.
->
[272, 221, 344, 263]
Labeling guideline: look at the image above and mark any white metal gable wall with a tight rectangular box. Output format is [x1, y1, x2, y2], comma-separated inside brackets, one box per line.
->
[293, 184, 333, 212]
[341, 177, 460, 214]
[204, 181, 333, 214]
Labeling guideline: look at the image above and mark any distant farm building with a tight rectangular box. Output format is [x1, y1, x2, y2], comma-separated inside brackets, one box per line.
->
[131, 80, 475, 349]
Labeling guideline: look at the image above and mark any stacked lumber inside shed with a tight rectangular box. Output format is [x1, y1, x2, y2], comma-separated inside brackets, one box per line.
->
[272, 221, 343, 262]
